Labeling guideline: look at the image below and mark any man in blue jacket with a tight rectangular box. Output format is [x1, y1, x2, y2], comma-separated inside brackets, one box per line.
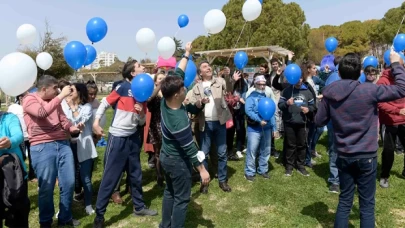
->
[244, 75, 276, 181]
[315, 51, 405, 228]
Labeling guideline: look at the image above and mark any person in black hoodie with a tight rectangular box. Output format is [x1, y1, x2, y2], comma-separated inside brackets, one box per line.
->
[278, 64, 316, 177]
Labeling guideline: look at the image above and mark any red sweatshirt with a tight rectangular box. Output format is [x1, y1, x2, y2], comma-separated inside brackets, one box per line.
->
[377, 69, 405, 126]
[23, 93, 73, 145]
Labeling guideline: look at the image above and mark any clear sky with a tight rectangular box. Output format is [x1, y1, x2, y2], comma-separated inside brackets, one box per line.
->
[0, 0, 403, 61]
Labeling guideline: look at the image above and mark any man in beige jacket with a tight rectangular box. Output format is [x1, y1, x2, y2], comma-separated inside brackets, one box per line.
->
[189, 61, 234, 194]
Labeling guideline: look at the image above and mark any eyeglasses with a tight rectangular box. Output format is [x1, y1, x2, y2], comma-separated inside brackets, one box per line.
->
[257, 84, 266, 86]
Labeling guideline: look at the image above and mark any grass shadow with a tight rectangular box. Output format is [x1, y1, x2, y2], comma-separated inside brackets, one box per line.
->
[184, 192, 215, 228]
[312, 161, 330, 186]
[301, 201, 356, 228]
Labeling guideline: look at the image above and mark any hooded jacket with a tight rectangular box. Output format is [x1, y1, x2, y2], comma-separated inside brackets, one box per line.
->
[245, 90, 276, 132]
[278, 82, 316, 125]
[315, 62, 405, 157]
[377, 68, 405, 126]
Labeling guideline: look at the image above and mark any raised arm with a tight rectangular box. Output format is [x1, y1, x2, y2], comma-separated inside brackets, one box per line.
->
[375, 58, 405, 103]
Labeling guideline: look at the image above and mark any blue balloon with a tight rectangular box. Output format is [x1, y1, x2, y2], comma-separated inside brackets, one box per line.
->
[131, 73, 154, 102]
[86, 17, 108, 43]
[176, 60, 197, 87]
[284, 64, 302, 85]
[363, 56, 378, 68]
[178, 14, 189, 28]
[63, 41, 87, 70]
[234, 51, 248, 70]
[359, 72, 366, 83]
[384, 50, 391, 65]
[258, 98, 275, 121]
[258, 0, 263, 4]
[84, 45, 97, 66]
[393, 34, 405, 52]
[325, 37, 338, 53]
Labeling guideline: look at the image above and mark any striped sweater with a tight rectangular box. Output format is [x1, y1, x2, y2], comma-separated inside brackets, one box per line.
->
[160, 68, 202, 167]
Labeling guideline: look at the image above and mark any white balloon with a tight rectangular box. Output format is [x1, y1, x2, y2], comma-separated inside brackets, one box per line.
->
[0, 52, 37, 96]
[16, 24, 37, 45]
[136, 28, 156, 53]
[242, 0, 262, 22]
[204, 9, 227, 34]
[157, 37, 176, 60]
[36, 52, 53, 70]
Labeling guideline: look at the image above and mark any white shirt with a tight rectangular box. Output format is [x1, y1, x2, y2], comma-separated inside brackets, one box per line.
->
[7, 104, 28, 140]
[202, 81, 218, 121]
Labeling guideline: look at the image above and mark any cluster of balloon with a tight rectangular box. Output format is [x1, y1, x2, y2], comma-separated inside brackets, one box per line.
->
[242, 0, 262, 22]
[0, 24, 41, 96]
[284, 64, 302, 85]
[363, 56, 378, 68]
[325, 37, 338, 53]
[64, 17, 108, 70]
[234, 51, 248, 70]
[258, 98, 276, 121]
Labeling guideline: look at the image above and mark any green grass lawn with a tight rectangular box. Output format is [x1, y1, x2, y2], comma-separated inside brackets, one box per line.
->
[23, 109, 405, 227]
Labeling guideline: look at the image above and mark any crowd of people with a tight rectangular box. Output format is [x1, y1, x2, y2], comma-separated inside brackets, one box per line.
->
[0, 41, 404, 228]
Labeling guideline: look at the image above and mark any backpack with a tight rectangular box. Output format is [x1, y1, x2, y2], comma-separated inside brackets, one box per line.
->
[0, 153, 26, 208]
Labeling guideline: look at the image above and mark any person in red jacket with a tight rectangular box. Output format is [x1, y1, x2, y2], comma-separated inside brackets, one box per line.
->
[377, 65, 405, 188]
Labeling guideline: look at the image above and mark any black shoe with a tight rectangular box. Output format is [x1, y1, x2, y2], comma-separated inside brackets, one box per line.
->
[200, 184, 209, 194]
[298, 168, 310, 177]
[219, 181, 232, 192]
[304, 163, 313, 169]
[58, 219, 80, 227]
[148, 153, 155, 169]
[228, 154, 240, 161]
[133, 206, 158, 217]
[93, 217, 104, 228]
[402, 170, 405, 178]
[271, 151, 280, 159]
[261, 173, 270, 179]
[245, 174, 255, 182]
[396, 150, 404, 155]
[329, 184, 339, 193]
[73, 192, 84, 202]
[285, 169, 293, 177]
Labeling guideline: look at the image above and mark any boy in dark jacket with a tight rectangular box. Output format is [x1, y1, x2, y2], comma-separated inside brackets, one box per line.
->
[278, 65, 316, 177]
[315, 52, 405, 228]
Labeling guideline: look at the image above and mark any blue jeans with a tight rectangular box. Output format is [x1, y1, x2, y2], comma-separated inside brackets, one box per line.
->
[245, 129, 271, 176]
[327, 122, 339, 185]
[80, 159, 94, 207]
[200, 121, 228, 182]
[335, 156, 377, 228]
[159, 153, 192, 228]
[30, 140, 75, 225]
[306, 122, 324, 165]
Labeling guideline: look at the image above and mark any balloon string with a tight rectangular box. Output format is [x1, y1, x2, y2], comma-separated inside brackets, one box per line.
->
[174, 28, 180, 38]
[246, 22, 252, 48]
[226, 21, 247, 65]
[392, 13, 405, 50]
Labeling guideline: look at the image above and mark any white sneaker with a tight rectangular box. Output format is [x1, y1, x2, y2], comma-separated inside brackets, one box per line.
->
[55, 210, 59, 219]
[85, 205, 95, 215]
[236, 151, 244, 158]
[242, 149, 247, 154]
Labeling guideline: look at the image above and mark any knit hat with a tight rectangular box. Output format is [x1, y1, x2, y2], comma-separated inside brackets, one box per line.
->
[254, 75, 266, 84]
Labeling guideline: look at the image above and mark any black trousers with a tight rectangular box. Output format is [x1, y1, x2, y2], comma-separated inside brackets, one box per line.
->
[381, 125, 405, 178]
[0, 179, 30, 228]
[21, 141, 36, 180]
[284, 123, 307, 170]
